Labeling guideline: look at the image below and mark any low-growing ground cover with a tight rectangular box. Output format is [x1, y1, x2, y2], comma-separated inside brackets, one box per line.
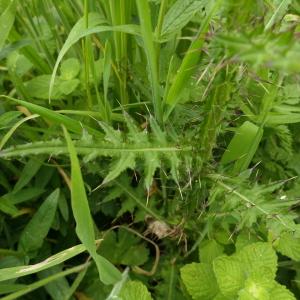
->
[1, 0, 300, 299]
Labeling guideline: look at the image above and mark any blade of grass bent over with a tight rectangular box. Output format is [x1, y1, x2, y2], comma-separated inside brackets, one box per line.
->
[0, 96, 102, 138]
[63, 126, 121, 285]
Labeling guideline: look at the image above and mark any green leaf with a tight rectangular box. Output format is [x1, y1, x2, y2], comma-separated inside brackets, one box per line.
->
[103, 153, 136, 185]
[276, 231, 300, 261]
[49, 13, 139, 101]
[237, 242, 277, 280]
[0, 111, 22, 129]
[119, 281, 153, 300]
[99, 228, 149, 266]
[165, 0, 222, 114]
[162, 0, 204, 39]
[269, 282, 296, 300]
[136, 0, 161, 123]
[38, 265, 70, 300]
[238, 279, 270, 300]
[0, 243, 86, 282]
[63, 127, 121, 285]
[60, 58, 80, 80]
[0, 197, 18, 216]
[235, 232, 260, 252]
[24, 75, 64, 100]
[59, 79, 80, 95]
[0, 95, 102, 137]
[0, 0, 16, 49]
[213, 255, 245, 298]
[181, 263, 219, 300]
[265, 0, 292, 31]
[18, 189, 59, 254]
[221, 121, 263, 174]
[13, 158, 42, 192]
[199, 239, 224, 263]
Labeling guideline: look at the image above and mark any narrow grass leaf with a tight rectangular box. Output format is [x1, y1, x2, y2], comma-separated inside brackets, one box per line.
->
[165, 0, 222, 115]
[221, 121, 263, 174]
[0, 244, 87, 282]
[49, 12, 139, 101]
[136, 0, 161, 123]
[0, 0, 16, 49]
[63, 127, 121, 285]
[161, 0, 204, 39]
[18, 189, 59, 254]
[265, 0, 292, 31]
[0, 96, 102, 137]
[1, 264, 88, 300]
[0, 114, 39, 150]
[13, 158, 43, 193]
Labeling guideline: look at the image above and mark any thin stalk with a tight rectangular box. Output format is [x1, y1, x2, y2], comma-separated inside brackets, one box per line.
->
[136, 0, 162, 124]
[155, 0, 168, 65]
[83, 0, 93, 109]
[164, 0, 223, 119]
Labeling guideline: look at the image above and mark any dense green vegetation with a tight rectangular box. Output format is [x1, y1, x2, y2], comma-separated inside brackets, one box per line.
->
[1, 0, 300, 299]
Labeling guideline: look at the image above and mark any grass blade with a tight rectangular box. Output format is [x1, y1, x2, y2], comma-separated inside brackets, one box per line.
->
[221, 121, 264, 174]
[136, 0, 162, 123]
[2, 264, 88, 300]
[0, 244, 87, 282]
[0, 96, 102, 138]
[49, 12, 139, 102]
[0, 0, 16, 49]
[18, 189, 60, 254]
[164, 0, 222, 117]
[63, 126, 122, 285]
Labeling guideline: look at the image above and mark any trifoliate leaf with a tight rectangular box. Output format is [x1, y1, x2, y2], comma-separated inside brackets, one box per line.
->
[181, 263, 219, 300]
[103, 153, 136, 185]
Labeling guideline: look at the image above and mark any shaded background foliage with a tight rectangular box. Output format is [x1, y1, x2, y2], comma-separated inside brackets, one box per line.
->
[1, 0, 300, 299]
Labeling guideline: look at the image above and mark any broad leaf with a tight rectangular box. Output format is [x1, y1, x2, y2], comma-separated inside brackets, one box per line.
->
[119, 281, 153, 300]
[18, 188, 59, 254]
[181, 263, 219, 300]
[213, 255, 245, 298]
